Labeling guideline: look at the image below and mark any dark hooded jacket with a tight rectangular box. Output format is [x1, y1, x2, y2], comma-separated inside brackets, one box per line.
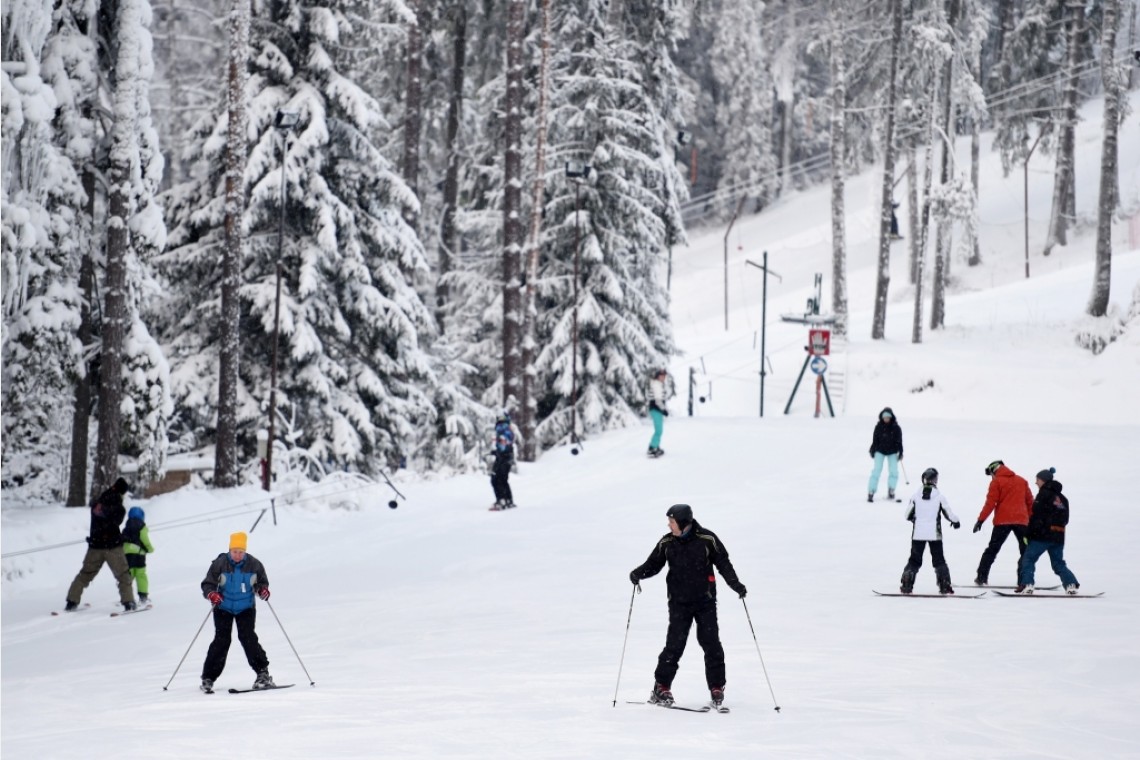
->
[87, 485, 127, 549]
[631, 520, 744, 604]
[869, 407, 903, 457]
[1027, 480, 1069, 544]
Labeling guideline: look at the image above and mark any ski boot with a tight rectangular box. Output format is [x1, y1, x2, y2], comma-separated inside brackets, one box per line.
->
[935, 567, 953, 594]
[1014, 584, 1034, 595]
[867, 493, 874, 503]
[200, 678, 214, 694]
[649, 683, 674, 706]
[974, 575, 988, 586]
[1064, 584, 1079, 595]
[139, 593, 149, 605]
[64, 600, 79, 612]
[888, 489, 896, 500]
[710, 686, 725, 708]
[253, 670, 275, 690]
[122, 600, 137, 611]
[899, 568, 916, 595]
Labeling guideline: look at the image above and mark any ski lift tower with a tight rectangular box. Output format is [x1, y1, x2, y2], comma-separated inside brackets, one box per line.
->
[780, 274, 837, 417]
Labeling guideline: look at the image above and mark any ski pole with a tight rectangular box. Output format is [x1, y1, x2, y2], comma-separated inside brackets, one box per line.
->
[900, 460, 910, 485]
[265, 599, 316, 686]
[612, 584, 640, 706]
[162, 606, 213, 690]
[740, 598, 781, 713]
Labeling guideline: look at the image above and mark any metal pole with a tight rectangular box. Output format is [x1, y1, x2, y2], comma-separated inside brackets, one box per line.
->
[265, 132, 288, 491]
[760, 251, 768, 417]
[1024, 130, 1044, 279]
[570, 181, 581, 443]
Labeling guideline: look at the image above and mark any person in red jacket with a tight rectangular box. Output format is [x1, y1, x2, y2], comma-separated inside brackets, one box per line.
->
[971, 460, 1034, 585]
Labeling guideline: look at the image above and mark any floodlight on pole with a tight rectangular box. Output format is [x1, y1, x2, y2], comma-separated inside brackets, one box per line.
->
[565, 160, 591, 447]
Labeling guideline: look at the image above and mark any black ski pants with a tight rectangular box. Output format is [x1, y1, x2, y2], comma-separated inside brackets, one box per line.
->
[976, 524, 1028, 582]
[491, 454, 513, 504]
[654, 598, 725, 690]
[904, 540, 951, 585]
[202, 607, 269, 681]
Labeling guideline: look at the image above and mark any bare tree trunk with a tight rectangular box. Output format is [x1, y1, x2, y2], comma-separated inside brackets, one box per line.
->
[776, 0, 796, 196]
[402, 0, 426, 231]
[1088, 0, 1121, 317]
[1128, 0, 1137, 90]
[913, 82, 940, 344]
[501, 0, 526, 412]
[968, 48, 982, 266]
[907, 146, 919, 284]
[1044, 0, 1083, 256]
[436, 3, 466, 331]
[991, 0, 1015, 91]
[67, 177, 97, 506]
[930, 0, 960, 332]
[520, 0, 551, 462]
[828, 0, 849, 337]
[214, 0, 250, 488]
[872, 0, 902, 340]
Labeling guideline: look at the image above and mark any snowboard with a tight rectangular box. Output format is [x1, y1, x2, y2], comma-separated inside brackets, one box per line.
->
[992, 590, 1103, 599]
[873, 590, 985, 598]
[957, 585, 1059, 591]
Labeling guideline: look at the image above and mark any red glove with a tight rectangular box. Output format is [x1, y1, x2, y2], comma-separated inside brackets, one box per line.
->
[206, 591, 222, 606]
[257, 587, 270, 601]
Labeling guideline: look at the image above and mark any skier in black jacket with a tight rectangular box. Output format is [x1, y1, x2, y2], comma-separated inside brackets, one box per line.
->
[64, 477, 137, 612]
[868, 406, 904, 502]
[629, 504, 747, 709]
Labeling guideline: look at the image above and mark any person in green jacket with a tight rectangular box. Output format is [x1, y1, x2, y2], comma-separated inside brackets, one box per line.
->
[121, 507, 155, 605]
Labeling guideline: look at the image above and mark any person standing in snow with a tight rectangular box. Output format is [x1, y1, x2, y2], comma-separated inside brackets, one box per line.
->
[972, 460, 1034, 585]
[489, 411, 516, 510]
[647, 369, 669, 458]
[200, 532, 275, 693]
[121, 506, 155, 605]
[64, 477, 138, 612]
[867, 407, 903, 502]
[1016, 468, 1080, 594]
[629, 504, 747, 709]
[900, 468, 961, 594]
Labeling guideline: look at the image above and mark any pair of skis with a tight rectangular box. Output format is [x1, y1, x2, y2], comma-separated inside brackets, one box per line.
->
[203, 684, 295, 695]
[51, 603, 153, 617]
[628, 700, 730, 714]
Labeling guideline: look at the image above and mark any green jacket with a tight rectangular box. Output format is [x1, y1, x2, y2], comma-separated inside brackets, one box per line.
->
[122, 520, 154, 555]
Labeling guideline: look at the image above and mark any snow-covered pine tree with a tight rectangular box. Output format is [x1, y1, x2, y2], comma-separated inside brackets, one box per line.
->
[161, 0, 437, 478]
[535, 0, 680, 448]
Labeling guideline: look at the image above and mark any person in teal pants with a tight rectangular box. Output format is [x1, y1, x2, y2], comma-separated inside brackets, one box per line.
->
[648, 369, 669, 457]
[868, 407, 903, 501]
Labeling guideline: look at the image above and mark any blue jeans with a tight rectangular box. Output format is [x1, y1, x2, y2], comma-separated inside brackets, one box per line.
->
[868, 453, 899, 495]
[1018, 540, 1078, 587]
[649, 409, 665, 450]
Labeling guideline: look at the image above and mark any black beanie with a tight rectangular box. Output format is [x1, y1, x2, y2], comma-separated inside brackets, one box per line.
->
[666, 504, 693, 529]
[1036, 467, 1055, 482]
[113, 477, 130, 495]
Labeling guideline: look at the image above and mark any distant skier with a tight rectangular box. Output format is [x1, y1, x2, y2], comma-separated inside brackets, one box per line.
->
[64, 477, 137, 612]
[972, 460, 1033, 586]
[647, 369, 669, 458]
[900, 468, 961, 594]
[867, 407, 903, 502]
[1016, 468, 1080, 594]
[629, 504, 747, 709]
[889, 201, 903, 240]
[121, 506, 155, 605]
[489, 411, 516, 510]
[200, 532, 275, 693]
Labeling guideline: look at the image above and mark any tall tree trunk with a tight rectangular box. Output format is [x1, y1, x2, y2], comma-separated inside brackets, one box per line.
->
[501, 0, 526, 412]
[913, 82, 940, 344]
[907, 146, 919, 284]
[1044, 0, 1083, 256]
[520, 0, 551, 462]
[215, 0, 250, 488]
[930, 0, 960, 332]
[402, 0, 426, 231]
[1088, 0, 1121, 317]
[828, 0, 849, 337]
[94, 0, 142, 497]
[991, 0, 1015, 92]
[437, 3, 467, 330]
[871, 0, 902, 340]
[776, 0, 796, 196]
[968, 48, 982, 266]
[67, 175, 97, 506]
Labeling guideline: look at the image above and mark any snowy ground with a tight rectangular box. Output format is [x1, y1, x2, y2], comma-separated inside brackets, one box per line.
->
[3, 95, 1139, 759]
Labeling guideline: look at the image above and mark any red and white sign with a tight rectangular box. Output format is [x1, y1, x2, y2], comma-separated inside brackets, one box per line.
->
[809, 329, 831, 356]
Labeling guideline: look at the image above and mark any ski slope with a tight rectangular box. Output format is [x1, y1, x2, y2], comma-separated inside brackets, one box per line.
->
[3, 94, 1139, 760]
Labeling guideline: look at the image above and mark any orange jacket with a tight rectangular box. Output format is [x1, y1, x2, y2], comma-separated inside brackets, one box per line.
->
[976, 466, 1034, 526]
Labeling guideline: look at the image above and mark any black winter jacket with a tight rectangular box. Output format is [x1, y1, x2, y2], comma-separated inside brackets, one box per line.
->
[1027, 480, 1069, 544]
[87, 486, 127, 549]
[631, 521, 744, 603]
[869, 407, 904, 457]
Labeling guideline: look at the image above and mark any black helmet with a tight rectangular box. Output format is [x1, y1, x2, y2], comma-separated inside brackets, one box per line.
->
[984, 460, 1004, 476]
[921, 467, 938, 486]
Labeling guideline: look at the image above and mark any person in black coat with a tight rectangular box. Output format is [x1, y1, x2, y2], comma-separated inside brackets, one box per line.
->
[629, 504, 747, 708]
[1016, 468, 1080, 594]
[64, 477, 137, 611]
[868, 407, 904, 502]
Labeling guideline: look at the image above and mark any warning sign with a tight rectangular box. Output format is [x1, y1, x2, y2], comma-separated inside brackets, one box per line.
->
[809, 329, 831, 356]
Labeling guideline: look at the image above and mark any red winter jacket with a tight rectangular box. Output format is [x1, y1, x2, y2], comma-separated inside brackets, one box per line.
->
[976, 466, 1034, 526]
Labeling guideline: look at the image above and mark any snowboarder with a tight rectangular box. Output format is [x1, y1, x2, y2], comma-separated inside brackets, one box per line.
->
[122, 506, 155, 605]
[64, 477, 137, 612]
[489, 411, 516, 510]
[647, 369, 669, 458]
[200, 532, 275, 693]
[972, 460, 1033, 585]
[867, 407, 903, 502]
[629, 504, 747, 709]
[900, 468, 961, 594]
[1016, 468, 1080, 594]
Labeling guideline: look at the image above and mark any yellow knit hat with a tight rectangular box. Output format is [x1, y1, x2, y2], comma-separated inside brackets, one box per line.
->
[229, 532, 248, 551]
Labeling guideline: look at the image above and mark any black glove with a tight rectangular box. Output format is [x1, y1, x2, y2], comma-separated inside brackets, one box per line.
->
[662, 409, 669, 416]
[973, 521, 983, 533]
[733, 584, 747, 599]
[869, 451, 875, 459]
[951, 521, 961, 530]
[629, 571, 640, 585]
[898, 453, 903, 461]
